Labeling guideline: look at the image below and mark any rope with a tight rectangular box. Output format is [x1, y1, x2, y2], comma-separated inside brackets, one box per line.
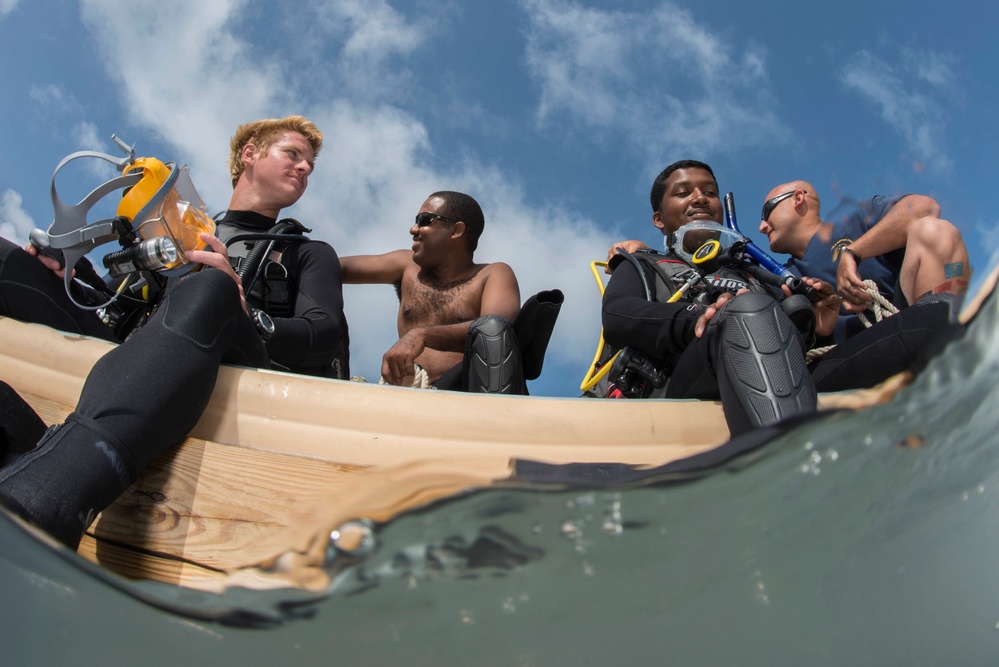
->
[805, 280, 899, 363]
[376, 364, 433, 389]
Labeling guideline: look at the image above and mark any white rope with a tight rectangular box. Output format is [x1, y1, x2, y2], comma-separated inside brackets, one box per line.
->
[805, 280, 899, 363]
[376, 364, 434, 389]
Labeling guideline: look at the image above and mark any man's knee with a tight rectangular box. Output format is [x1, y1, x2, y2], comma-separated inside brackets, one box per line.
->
[158, 269, 243, 349]
[909, 216, 966, 256]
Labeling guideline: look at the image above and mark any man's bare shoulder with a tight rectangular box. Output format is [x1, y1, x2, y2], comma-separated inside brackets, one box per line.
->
[477, 261, 519, 286]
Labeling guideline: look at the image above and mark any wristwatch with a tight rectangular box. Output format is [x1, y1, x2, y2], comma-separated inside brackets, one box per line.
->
[249, 307, 275, 342]
[843, 247, 863, 263]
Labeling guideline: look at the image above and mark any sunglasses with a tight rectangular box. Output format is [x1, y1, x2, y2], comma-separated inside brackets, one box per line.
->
[415, 212, 460, 227]
[760, 191, 796, 221]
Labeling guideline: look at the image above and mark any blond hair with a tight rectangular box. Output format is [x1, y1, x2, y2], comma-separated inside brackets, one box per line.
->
[228, 115, 323, 187]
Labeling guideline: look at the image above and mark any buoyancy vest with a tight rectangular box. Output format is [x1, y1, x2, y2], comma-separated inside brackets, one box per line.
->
[634, 248, 773, 305]
[586, 249, 778, 398]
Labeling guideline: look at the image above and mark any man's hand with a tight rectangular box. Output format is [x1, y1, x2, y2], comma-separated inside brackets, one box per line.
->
[186, 232, 248, 314]
[381, 328, 426, 385]
[605, 240, 649, 273]
[25, 241, 71, 278]
[694, 289, 748, 338]
[836, 250, 870, 313]
[784, 277, 840, 338]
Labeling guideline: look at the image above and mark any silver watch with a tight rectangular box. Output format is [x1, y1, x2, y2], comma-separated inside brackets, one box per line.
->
[249, 307, 275, 341]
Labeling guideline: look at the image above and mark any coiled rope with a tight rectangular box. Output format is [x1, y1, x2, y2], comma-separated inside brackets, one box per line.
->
[805, 280, 899, 363]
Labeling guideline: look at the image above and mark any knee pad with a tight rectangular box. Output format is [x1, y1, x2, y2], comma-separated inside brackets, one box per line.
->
[708, 293, 816, 434]
[465, 315, 525, 394]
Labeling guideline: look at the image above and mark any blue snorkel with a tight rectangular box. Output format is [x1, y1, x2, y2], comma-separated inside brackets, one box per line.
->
[723, 192, 795, 280]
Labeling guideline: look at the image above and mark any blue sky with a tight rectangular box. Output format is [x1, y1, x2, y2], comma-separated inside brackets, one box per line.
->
[1, 0, 996, 396]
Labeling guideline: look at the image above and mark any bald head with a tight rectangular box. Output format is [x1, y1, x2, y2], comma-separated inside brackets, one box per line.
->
[759, 180, 822, 259]
[765, 180, 819, 212]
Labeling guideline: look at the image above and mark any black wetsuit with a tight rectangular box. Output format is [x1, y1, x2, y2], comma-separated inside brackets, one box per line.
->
[0, 219, 348, 547]
[603, 253, 803, 412]
[216, 210, 349, 379]
[601, 249, 962, 414]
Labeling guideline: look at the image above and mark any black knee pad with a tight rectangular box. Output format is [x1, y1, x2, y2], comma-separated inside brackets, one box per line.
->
[708, 293, 816, 434]
[465, 315, 526, 394]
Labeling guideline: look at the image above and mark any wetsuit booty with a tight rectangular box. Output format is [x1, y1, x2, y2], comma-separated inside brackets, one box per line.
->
[709, 292, 816, 436]
[0, 417, 136, 549]
[465, 315, 526, 394]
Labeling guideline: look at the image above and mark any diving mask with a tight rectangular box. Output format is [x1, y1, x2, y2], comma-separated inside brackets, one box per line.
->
[35, 135, 215, 308]
[667, 221, 747, 268]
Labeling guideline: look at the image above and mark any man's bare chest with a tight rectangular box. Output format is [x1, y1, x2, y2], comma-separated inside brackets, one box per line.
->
[400, 271, 483, 327]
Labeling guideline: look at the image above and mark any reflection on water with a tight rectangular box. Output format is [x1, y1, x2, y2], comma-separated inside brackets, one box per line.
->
[315, 284, 999, 664]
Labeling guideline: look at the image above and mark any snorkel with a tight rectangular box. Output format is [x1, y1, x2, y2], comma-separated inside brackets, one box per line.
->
[722, 192, 795, 280]
[30, 135, 215, 310]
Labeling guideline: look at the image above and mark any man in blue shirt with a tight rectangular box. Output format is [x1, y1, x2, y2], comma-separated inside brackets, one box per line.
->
[759, 181, 970, 334]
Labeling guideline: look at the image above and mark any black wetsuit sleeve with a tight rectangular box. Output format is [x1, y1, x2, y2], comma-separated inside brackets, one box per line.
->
[601, 259, 705, 362]
[265, 240, 348, 369]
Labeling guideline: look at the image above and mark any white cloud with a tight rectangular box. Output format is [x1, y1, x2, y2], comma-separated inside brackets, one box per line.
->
[30, 84, 84, 117]
[316, 0, 424, 61]
[0, 0, 18, 19]
[841, 49, 953, 171]
[75, 0, 612, 385]
[521, 0, 786, 171]
[0, 190, 36, 242]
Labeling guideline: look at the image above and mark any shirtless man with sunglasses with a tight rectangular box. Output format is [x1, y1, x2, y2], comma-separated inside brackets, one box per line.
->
[339, 191, 524, 392]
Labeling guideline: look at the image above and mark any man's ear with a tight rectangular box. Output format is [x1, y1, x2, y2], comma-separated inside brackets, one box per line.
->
[241, 143, 258, 167]
[450, 221, 466, 241]
[652, 211, 666, 232]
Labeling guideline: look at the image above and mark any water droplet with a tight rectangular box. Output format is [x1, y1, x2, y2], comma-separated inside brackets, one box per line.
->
[561, 520, 583, 539]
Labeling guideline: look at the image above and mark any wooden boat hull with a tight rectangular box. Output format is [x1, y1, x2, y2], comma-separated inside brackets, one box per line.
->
[0, 312, 914, 593]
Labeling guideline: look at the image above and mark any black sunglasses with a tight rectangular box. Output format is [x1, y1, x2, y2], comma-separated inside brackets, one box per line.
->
[761, 191, 796, 221]
[415, 212, 460, 227]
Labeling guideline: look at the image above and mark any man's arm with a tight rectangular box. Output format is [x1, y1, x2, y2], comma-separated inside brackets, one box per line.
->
[837, 194, 940, 309]
[262, 240, 349, 370]
[381, 262, 521, 385]
[339, 250, 411, 284]
[601, 260, 704, 361]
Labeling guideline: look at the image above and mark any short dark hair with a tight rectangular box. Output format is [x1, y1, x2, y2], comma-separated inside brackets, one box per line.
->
[649, 160, 716, 213]
[430, 191, 485, 252]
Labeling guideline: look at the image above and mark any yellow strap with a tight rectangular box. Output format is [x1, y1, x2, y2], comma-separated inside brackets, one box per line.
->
[579, 256, 689, 394]
[580, 260, 619, 393]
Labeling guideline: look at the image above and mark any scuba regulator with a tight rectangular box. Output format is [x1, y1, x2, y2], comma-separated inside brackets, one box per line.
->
[30, 135, 216, 317]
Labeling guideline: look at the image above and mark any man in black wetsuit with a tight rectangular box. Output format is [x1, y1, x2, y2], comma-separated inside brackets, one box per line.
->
[0, 115, 349, 548]
[601, 160, 839, 435]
